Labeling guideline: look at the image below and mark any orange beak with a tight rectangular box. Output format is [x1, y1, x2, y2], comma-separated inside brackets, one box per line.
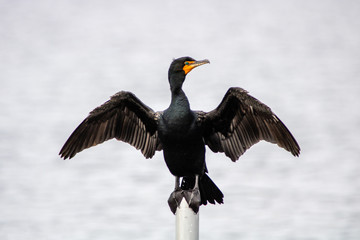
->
[183, 59, 210, 75]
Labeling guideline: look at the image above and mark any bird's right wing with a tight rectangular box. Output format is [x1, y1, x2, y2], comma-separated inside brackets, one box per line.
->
[198, 87, 300, 161]
[59, 91, 162, 159]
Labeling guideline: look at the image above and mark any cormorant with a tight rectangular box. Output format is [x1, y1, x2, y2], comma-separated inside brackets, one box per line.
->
[59, 56, 300, 214]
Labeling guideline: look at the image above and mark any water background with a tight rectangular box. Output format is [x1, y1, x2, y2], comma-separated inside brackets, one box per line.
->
[1, 0, 359, 239]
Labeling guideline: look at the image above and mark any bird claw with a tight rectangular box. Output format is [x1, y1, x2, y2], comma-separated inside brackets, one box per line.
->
[186, 187, 201, 213]
[168, 188, 201, 214]
[168, 189, 184, 214]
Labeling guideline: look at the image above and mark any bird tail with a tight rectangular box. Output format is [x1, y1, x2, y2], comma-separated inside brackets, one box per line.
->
[181, 174, 224, 205]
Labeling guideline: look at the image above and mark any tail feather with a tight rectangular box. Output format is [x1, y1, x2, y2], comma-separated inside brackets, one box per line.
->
[181, 174, 224, 206]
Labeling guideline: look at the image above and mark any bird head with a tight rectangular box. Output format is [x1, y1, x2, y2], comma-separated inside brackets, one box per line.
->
[168, 57, 210, 91]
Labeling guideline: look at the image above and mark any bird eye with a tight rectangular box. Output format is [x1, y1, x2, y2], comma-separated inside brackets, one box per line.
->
[185, 61, 189, 65]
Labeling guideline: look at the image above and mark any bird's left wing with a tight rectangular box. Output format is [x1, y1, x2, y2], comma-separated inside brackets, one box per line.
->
[197, 87, 300, 161]
[59, 91, 162, 159]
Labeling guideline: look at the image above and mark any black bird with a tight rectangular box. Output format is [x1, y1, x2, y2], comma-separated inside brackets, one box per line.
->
[59, 56, 300, 214]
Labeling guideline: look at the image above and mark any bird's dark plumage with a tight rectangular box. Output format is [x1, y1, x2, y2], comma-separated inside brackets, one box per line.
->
[60, 91, 162, 159]
[199, 87, 300, 161]
[59, 56, 300, 213]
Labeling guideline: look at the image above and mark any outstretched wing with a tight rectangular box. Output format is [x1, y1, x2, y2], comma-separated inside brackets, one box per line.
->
[59, 91, 162, 159]
[198, 87, 300, 161]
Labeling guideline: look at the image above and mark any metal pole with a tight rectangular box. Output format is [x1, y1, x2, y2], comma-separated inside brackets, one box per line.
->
[176, 199, 199, 240]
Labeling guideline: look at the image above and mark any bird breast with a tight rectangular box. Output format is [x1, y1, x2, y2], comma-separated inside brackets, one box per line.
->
[158, 110, 201, 142]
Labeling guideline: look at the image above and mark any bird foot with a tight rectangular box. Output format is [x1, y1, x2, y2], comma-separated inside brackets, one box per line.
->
[168, 189, 183, 214]
[168, 188, 201, 214]
[184, 187, 201, 213]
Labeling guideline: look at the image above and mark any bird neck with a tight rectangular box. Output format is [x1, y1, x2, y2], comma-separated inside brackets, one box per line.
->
[168, 73, 190, 110]
[170, 87, 190, 110]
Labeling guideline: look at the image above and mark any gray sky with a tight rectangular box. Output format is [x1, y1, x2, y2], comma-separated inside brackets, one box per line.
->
[1, 1, 359, 239]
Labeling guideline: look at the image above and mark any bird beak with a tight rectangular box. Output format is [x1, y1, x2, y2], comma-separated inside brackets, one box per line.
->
[183, 59, 210, 75]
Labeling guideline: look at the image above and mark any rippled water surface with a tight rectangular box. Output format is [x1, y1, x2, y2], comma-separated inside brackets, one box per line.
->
[1, 1, 359, 239]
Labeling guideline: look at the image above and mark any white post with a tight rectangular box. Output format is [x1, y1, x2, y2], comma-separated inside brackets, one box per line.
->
[175, 199, 199, 240]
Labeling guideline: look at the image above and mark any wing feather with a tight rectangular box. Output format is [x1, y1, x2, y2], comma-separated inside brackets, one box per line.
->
[59, 91, 162, 159]
[199, 87, 300, 161]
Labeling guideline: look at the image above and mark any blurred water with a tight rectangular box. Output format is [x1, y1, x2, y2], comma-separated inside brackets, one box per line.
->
[1, 0, 360, 239]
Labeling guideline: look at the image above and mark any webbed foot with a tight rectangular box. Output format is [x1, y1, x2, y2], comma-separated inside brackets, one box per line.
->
[168, 175, 201, 214]
[183, 187, 201, 213]
[168, 188, 183, 214]
[167, 187, 201, 214]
